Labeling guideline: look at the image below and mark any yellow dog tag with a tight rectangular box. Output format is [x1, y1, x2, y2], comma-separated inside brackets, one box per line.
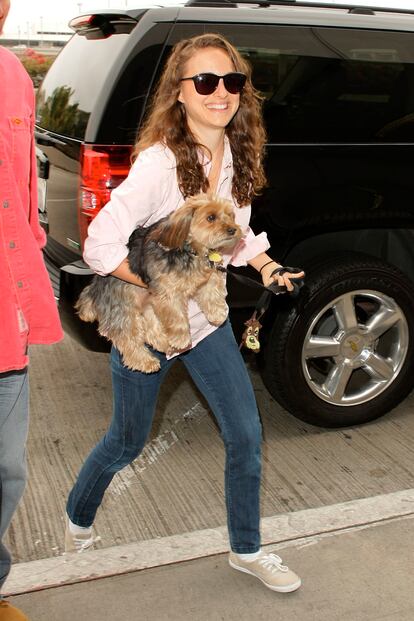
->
[208, 251, 222, 263]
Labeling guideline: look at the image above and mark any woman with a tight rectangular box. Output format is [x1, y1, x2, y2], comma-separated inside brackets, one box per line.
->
[65, 33, 303, 593]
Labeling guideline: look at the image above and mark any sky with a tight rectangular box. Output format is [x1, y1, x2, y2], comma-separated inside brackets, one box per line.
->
[4, 0, 414, 35]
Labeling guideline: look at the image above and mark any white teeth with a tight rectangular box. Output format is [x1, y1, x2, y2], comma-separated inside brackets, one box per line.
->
[207, 104, 228, 110]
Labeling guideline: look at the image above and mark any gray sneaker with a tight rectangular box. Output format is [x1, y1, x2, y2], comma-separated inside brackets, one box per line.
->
[229, 551, 302, 593]
[64, 516, 98, 553]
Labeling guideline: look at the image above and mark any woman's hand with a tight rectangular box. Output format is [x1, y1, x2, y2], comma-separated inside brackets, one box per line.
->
[261, 262, 305, 292]
[248, 254, 304, 293]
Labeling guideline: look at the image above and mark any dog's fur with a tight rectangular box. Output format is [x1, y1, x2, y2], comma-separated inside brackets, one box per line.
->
[76, 193, 242, 372]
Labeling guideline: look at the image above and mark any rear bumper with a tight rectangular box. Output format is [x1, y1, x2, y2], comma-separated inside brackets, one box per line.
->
[57, 259, 110, 352]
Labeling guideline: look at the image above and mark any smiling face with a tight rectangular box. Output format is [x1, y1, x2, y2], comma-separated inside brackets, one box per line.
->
[178, 47, 241, 140]
[0, 0, 10, 35]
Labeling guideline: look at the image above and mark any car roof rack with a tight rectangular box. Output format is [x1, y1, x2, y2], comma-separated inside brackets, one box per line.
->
[185, 0, 414, 16]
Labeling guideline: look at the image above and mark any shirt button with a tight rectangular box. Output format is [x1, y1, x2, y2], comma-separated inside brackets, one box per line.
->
[3, 201, 9, 208]
[17, 281, 23, 288]
[9, 241, 16, 248]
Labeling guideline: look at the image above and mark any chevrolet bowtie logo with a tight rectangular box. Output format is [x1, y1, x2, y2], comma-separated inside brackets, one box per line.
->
[348, 339, 359, 352]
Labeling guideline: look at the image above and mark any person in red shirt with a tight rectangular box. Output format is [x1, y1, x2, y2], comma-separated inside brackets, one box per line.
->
[0, 2, 63, 619]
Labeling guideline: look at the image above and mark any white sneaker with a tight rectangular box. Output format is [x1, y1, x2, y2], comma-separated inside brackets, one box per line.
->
[64, 516, 99, 553]
[229, 551, 302, 593]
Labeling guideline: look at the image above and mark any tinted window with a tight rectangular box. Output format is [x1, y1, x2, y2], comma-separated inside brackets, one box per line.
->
[168, 24, 414, 144]
[95, 23, 173, 144]
[36, 33, 129, 139]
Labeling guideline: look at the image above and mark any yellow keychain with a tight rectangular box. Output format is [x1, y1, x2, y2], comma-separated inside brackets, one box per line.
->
[241, 316, 262, 353]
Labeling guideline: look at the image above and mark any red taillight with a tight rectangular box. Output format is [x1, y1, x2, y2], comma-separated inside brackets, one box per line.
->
[79, 145, 132, 249]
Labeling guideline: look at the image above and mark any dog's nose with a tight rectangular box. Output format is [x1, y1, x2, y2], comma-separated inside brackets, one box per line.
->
[227, 227, 237, 236]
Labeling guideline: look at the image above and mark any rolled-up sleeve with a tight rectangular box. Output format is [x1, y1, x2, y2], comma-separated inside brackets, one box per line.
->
[229, 226, 270, 267]
[84, 147, 173, 275]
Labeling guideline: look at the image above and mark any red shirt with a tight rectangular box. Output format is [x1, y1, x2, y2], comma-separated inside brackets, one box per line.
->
[0, 46, 63, 372]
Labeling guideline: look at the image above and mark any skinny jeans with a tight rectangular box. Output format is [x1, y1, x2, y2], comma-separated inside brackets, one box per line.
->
[67, 321, 262, 553]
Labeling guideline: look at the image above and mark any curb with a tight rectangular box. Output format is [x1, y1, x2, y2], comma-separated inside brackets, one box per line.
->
[5, 488, 414, 595]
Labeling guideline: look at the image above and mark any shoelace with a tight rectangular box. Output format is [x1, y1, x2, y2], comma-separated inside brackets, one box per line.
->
[258, 553, 289, 574]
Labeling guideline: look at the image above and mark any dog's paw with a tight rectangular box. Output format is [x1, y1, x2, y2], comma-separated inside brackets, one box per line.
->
[76, 300, 97, 323]
[167, 332, 191, 351]
[122, 350, 161, 373]
[140, 358, 161, 374]
[205, 307, 228, 326]
[146, 333, 170, 354]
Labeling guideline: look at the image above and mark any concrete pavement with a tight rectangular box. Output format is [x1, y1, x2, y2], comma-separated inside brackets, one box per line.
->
[5, 493, 414, 620]
[12, 334, 414, 568]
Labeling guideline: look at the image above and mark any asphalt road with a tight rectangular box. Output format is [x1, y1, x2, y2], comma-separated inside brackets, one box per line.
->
[5, 330, 414, 564]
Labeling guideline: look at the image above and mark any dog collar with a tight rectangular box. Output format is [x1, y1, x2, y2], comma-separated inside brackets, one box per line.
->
[207, 250, 227, 273]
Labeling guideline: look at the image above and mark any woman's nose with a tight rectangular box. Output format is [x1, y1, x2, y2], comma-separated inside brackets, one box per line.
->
[215, 78, 228, 97]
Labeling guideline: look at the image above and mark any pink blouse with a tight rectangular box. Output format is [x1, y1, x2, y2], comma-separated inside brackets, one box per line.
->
[84, 139, 269, 351]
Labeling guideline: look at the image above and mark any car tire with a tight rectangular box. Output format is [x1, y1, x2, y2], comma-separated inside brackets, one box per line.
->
[261, 253, 414, 427]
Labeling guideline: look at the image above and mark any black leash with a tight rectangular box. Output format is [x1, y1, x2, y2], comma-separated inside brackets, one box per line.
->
[228, 266, 305, 353]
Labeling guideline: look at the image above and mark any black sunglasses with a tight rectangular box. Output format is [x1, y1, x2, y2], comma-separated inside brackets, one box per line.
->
[180, 72, 246, 95]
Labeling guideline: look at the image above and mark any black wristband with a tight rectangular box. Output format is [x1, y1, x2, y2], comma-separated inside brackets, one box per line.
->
[259, 260, 278, 274]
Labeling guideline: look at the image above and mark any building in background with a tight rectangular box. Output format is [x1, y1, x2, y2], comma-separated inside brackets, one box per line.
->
[2, 10, 72, 55]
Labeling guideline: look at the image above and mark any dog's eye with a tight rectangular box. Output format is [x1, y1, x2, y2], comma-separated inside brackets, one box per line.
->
[207, 214, 216, 222]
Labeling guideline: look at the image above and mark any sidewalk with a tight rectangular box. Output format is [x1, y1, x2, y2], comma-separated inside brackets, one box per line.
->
[6, 493, 414, 620]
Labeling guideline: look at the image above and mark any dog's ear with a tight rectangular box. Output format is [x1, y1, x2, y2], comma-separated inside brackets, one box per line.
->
[155, 201, 195, 249]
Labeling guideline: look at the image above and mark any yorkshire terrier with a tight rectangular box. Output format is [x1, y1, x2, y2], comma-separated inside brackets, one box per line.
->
[76, 193, 242, 372]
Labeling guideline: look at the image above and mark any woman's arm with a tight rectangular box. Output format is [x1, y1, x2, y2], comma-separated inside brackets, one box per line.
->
[84, 146, 172, 276]
[110, 258, 148, 288]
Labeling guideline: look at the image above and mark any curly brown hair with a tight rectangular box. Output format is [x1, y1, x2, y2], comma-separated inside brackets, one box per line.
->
[132, 33, 267, 207]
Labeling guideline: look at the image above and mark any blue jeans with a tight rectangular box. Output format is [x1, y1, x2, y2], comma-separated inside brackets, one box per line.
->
[67, 321, 262, 553]
[0, 369, 29, 593]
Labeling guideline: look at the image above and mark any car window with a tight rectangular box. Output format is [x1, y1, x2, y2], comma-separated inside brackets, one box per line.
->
[95, 23, 173, 144]
[36, 33, 129, 139]
[167, 23, 414, 144]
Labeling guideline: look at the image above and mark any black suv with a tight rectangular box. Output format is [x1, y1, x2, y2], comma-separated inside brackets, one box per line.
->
[35, 0, 414, 428]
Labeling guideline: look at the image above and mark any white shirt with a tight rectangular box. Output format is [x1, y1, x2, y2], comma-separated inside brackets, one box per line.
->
[84, 139, 270, 350]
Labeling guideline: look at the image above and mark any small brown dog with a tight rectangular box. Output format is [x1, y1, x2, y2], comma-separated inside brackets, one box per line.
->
[76, 193, 242, 372]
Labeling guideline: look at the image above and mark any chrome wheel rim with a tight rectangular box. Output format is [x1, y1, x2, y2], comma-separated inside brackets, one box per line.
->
[301, 290, 409, 407]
